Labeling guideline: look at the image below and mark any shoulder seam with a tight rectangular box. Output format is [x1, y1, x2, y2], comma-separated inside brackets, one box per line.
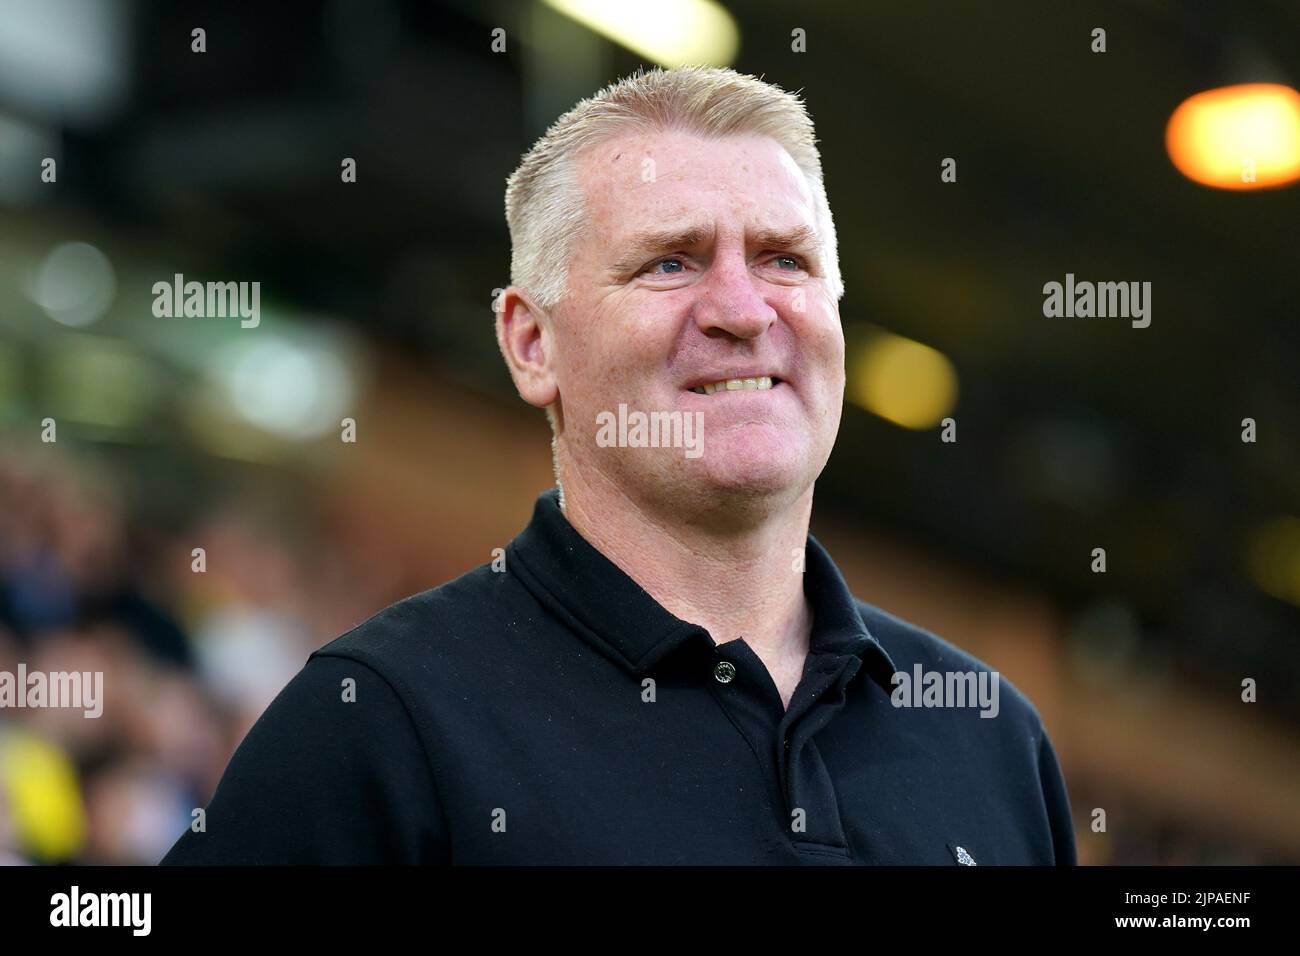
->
[309, 649, 455, 845]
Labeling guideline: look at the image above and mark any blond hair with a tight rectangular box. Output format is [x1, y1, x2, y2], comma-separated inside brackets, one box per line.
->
[503, 64, 844, 313]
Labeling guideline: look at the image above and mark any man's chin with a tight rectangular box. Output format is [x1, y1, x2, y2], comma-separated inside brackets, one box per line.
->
[684, 441, 809, 498]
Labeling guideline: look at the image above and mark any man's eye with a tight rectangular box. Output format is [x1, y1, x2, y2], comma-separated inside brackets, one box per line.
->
[638, 254, 804, 277]
[643, 257, 687, 275]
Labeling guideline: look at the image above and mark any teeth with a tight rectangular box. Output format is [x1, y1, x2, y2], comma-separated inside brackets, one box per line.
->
[689, 376, 775, 395]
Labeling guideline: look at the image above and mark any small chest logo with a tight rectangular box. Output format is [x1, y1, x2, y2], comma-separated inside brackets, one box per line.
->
[950, 844, 977, 866]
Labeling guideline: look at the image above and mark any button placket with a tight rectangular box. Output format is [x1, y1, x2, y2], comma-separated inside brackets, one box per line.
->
[771, 653, 865, 855]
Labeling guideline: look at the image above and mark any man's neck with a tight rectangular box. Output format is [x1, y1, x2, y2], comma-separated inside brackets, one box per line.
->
[557, 461, 815, 698]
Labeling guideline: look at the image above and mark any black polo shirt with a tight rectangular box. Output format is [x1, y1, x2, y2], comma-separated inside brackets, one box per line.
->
[160, 487, 1076, 866]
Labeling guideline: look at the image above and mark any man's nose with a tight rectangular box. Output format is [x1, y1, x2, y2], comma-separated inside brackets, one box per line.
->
[691, 252, 778, 340]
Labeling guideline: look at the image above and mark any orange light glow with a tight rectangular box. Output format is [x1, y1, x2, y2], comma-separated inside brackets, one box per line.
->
[1166, 83, 1300, 189]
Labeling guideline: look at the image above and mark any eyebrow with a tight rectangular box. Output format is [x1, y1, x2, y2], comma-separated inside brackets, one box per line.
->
[608, 222, 823, 277]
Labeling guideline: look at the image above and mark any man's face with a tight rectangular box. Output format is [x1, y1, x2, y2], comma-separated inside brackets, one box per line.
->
[552, 128, 844, 514]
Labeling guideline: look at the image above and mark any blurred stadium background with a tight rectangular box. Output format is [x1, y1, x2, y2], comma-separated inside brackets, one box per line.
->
[1, 0, 1298, 864]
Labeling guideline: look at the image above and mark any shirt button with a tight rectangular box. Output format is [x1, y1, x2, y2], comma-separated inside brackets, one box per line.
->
[713, 661, 736, 684]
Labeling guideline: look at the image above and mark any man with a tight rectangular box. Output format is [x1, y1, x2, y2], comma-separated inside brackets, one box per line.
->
[161, 65, 1076, 865]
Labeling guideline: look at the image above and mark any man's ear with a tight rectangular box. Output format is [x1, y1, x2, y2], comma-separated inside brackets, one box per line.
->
[496, 287, 559, 410]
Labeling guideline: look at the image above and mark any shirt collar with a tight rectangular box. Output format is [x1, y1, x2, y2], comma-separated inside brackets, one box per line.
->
[506, 488, 897, 694]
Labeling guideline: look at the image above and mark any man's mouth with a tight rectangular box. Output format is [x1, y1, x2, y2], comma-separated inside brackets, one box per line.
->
[687, 376, 780, 395]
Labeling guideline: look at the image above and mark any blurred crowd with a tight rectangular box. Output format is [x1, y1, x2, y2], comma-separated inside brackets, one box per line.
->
[0, 446, 396, 864]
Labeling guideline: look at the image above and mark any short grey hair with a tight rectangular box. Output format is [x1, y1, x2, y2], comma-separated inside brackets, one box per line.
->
[504, 64, 844, 313]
